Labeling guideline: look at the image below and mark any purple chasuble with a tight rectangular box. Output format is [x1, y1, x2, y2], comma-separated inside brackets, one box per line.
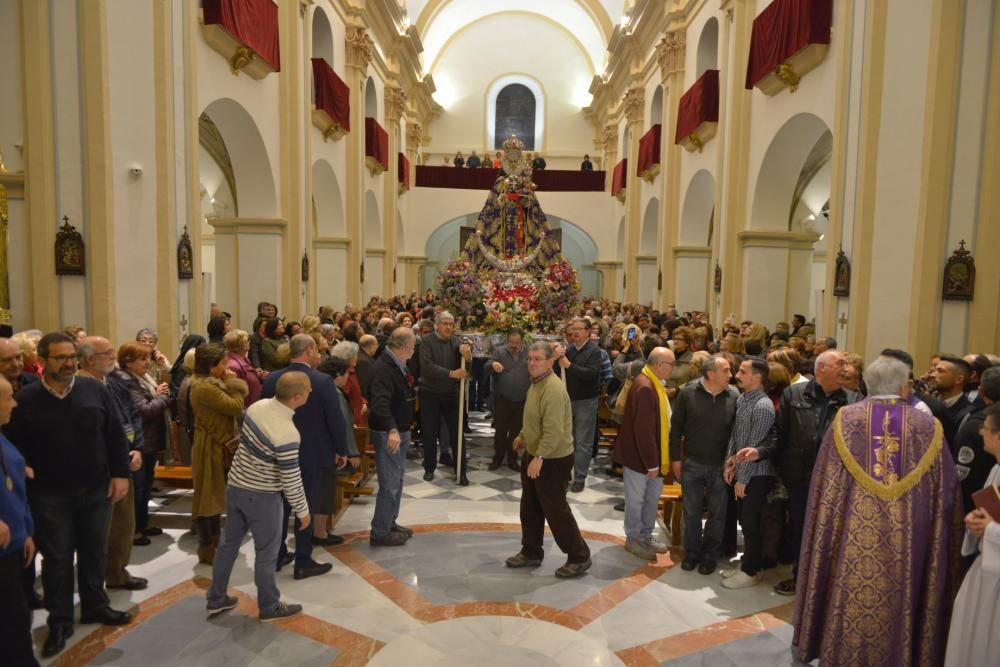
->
[791, 397, 963, 667]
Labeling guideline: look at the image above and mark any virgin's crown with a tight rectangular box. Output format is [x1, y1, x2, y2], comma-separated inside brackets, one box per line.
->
[502, 135, 524, 152]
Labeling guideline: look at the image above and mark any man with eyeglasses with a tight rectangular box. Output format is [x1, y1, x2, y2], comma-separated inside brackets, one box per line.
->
[4, 332, 133, 658]
[78, 337, 147, 592]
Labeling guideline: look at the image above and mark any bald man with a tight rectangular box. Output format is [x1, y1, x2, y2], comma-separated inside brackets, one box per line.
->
[0, 338, 37, 394]
[616, 347, 675, 561]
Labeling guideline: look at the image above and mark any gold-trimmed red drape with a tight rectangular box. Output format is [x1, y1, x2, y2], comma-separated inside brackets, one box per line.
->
[745, 0, 832, 90]
[398, 153, 410, 190]
[202, 0, 280, 71]
[612, 159, 628, 198]
[675, 70, 719, 143]
[637, 125, 662, 177]
[311, 58, 350, 132]
[365, 117, 389, 171]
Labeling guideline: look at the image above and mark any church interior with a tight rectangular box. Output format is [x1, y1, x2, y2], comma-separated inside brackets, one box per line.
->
[1, 0, 998, 665]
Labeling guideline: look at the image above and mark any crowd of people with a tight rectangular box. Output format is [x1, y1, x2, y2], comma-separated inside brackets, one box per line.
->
[443, 150, 595, 171]
[0, 292, 997, 665]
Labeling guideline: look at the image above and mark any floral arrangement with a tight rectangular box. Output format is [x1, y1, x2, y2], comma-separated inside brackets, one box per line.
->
[436, 258, 581, 333]
[481, 273, 539, 333]
[435, 260, 484, 323]
[535, 260, 582, 330]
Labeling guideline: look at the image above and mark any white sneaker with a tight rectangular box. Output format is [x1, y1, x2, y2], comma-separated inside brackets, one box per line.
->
[721, 571, 760, 589]
[719, 567, 740, 579]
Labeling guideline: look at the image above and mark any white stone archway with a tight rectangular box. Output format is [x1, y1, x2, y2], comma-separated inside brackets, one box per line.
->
[364, 189, 383, 299]
[638, 198, 659, 305]
[696, 17, 719, 77]
[311, 7, 334, 64]
[745, 113, 832, 326]
[486, 74, 545, 150]
[312, 159, 346, 310]
[677, 169, 715, 310]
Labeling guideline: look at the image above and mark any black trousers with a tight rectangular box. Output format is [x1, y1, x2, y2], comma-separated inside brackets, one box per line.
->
[519, 453, 590, 564]
[492, 397, 524, 465]
[0, 549, 40, 666]
[421, 393, 465, 476]
[738, 476, 776, 576]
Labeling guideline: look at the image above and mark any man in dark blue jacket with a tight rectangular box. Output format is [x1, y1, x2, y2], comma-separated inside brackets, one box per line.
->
[261, 334, 347, 580]
[555, 318, 603, 492]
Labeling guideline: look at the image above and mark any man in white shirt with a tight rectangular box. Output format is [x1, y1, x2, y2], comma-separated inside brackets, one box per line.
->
[206, 371, 312, 622]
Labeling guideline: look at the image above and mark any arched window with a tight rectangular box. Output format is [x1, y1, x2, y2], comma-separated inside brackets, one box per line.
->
[494, 84, 536, 150]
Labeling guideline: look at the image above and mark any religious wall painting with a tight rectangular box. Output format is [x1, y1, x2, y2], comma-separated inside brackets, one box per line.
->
[494, 84, 535, 150]
[301, 252, 309, 282]
[177, 226, 194, 279]
[714, 263, 722, 293]
[942, 240, 975, 301]
[55, 216, 85, 276]
[834, 250, 850, 297]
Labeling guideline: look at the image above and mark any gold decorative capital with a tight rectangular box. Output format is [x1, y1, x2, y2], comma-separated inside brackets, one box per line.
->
[656, 30, 686, 80]
[622, 87, 644, 125]
[384, 86, 407, 122]
[346, 26, 375, 71]
[406, 122, 423, 151]
[600, 125, 618, 153]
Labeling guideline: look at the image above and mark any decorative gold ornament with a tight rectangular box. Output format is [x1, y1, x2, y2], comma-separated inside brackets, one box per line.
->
[622, 88, 644, 124]
[775, 63, 801, 93]
[229, 46, 255, 76]
[346, 27, 374, 71]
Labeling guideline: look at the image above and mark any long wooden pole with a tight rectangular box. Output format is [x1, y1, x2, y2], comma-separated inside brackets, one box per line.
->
[456, 356, 467, 484]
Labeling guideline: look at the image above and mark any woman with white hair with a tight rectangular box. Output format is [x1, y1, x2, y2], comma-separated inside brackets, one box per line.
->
[331, 341, 367, 424]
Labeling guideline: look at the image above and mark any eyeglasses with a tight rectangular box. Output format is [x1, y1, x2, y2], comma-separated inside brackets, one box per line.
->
[46, 354, 78, 363]
[92, 350, 116, 358]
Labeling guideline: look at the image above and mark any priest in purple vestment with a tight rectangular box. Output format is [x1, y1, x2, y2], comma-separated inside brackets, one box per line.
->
[792, 356, 964, 666]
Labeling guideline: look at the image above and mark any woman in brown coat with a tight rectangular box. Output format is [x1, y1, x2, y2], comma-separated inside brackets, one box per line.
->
[189, 343, 248, 564]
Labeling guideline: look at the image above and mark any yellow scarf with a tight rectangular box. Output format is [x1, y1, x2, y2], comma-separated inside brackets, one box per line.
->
[641, 366, 671, 475]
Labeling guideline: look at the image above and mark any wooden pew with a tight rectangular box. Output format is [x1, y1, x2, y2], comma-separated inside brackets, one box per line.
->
[153, 465, 193, 489]
[656, 483, 684, 547]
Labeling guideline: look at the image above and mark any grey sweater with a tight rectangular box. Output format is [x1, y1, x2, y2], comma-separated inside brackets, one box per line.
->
[489, 344, 530, 402]
[418, 332, 462, 396]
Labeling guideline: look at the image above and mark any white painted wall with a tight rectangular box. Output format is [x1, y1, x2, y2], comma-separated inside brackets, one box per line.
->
[864, 0, 932, 356]
[107, 0, 158, 344]
[428, 14, 594, 157]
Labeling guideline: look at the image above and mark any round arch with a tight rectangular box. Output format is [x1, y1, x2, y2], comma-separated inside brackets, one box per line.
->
[396, 211, 405, 256]
[201, 97, 277, 218]
[750, 113, 831, 231]
[311, 160, 344, 237]
[649, 85, 664, 127]
[641, 198, 659, 255]
[311, 7, 333, 64]
[680, 170, 715, 246]
[486, 73, 545, 151]
[365, 77, 377, 118]
[696, 18, 719, 77]
[364, 189, 381, 245]
[616, 215, 626, 258]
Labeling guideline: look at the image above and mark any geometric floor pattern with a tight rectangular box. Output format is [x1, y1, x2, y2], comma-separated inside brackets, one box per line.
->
[32, 412, 808, 666]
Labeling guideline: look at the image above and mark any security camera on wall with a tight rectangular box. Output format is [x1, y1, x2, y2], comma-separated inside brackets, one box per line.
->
[128, 165, 143, 177]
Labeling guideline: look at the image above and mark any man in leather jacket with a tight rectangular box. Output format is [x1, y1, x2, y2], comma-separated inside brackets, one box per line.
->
[763, 349, 859, 596]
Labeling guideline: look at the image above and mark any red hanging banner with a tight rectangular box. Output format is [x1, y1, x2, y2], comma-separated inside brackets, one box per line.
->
[202, 0, 280, 71]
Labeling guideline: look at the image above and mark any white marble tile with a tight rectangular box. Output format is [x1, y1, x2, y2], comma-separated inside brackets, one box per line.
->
[367, 616, 625, 667]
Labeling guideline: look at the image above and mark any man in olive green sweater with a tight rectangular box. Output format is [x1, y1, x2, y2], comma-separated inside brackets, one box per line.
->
[505, 342, 592, 578]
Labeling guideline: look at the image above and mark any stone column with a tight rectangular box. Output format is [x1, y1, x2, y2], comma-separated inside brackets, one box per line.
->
[622, 87, 644, 303]
[717, 0, 754, 319]
[278, 0, 305, 317]
[344, 26, 374, 306]
[382, 85, 406, 294]
[655, 30, 685, 309]
[601, 124, 618, 193]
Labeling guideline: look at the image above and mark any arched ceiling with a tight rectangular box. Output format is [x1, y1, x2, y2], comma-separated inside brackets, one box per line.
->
[413, 0, 621, 75]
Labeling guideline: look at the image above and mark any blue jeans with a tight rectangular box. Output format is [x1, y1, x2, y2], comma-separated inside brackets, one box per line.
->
[786, 481, 810, 578]
[571, 397, 599, 483]
[208, 486, 283, 614]
[623, 467, 664, 542]
[30, 485, 112, 628]
[370, 430, 410, 539]
[680, 460, 728, 564]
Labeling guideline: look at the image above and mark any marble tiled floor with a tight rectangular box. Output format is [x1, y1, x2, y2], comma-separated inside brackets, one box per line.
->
[31, 413, 805, 666]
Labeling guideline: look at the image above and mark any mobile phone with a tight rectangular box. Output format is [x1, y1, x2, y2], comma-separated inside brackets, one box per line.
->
[627, 328, 636, 340]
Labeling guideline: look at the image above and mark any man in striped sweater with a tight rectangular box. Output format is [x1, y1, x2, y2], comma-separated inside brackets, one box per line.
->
[206, 371, 312, 621]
